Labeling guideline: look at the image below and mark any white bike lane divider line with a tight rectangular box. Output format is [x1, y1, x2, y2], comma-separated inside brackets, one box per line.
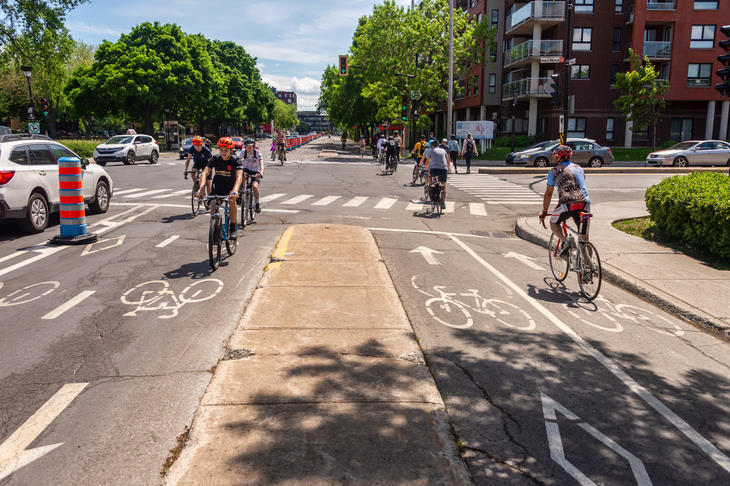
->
[0, 383, 87, 481]
[504, 251, 543, 270]
[156, 235, 179, 248]
[541, 392, 653, 486]
[41, 291, 95, 320]
[80, 235, 126, 256]
[449, 235, 730, 474]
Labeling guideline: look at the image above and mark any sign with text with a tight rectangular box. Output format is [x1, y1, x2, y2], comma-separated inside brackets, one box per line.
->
[540, 56, 564, 64]
[456, 120, 494, 140]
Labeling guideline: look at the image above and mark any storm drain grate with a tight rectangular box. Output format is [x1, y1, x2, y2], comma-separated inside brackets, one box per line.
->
[223, 348, 255, 360]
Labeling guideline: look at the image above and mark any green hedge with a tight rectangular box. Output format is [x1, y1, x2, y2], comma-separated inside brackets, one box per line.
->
[62, 139, 103, 158]
[645, 172, 730, 259]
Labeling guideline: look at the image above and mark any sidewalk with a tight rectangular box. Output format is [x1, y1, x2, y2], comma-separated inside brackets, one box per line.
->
[516, 201, 730, 338]
[165, 224, 471, 485]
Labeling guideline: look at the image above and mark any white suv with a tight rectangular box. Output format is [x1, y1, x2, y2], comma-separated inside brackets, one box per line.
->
[93, 134, 159, 166]
[0, 134, 114, 233]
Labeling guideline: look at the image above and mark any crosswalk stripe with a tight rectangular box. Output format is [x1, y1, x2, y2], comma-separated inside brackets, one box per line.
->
[406, 201, 427, 211]
[282, 194, 313, 205]
[374, 197, 397, 209]
[312, 195, 341, 206]
[125, 189, 172, 198]
[444, 201, 455, 213]
[485, 201, 542, 204]
[152, 189, 190, 199]
[260, 193, 286, 202]
[469, 203, 487, 216]
[343, 196, 368, 207]
[113, 188, 145, 195]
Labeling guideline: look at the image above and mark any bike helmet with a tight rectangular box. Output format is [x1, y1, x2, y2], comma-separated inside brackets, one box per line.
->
[552, 144, 572, 162]
[217, 137, 234, 149]
[244, 138, 255, 146]
[192, 136, 204, 146]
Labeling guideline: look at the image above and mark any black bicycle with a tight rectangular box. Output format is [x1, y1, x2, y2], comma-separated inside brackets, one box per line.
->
[186, 170, 210, 216]
[411, 160, 426, 185]
[240, 173, 259, 229]
[426, 175, 446, 216]
[203, 195, 237, 270]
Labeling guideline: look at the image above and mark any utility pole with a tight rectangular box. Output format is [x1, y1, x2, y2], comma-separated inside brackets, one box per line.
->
[447, 0, 454, 140]
[561, 1, 573, 144]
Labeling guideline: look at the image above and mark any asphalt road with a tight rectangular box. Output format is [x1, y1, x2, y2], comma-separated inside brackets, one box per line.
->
[0, 137, 728, 485]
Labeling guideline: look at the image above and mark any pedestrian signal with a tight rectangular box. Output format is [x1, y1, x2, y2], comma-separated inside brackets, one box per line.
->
[40, 98, 49, 117]
[549, 74, 560, 107]
[401, 95, 408, 121]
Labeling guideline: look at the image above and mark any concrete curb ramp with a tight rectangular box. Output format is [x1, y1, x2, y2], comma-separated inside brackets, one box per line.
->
[165, 224, 472, 485]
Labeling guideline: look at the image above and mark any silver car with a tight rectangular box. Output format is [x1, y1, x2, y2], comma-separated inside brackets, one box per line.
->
[93, 134, 159, 166]
[509, 138, 615, 168]
[646, 140, 730, 167]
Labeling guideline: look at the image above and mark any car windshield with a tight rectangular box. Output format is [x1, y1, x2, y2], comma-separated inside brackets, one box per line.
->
[183, 138, 193, 144]
[528, 141, 553, 150]
[666, 142, 697, 151]
[105, 136, 133, 145]
[232, 137, 243, 142]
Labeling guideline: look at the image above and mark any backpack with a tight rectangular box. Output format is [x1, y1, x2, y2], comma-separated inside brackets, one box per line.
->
[466, 139, 475, 154]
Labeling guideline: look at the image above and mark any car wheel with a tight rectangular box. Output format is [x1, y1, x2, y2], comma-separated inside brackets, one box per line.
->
[149, 150, 159, 164]
[96, 160, 107, 167]
[535, 157, 548, 168]
[22, 193, 49, 233]
[673, 156, 688, 167]
[589, 157, 603, 168]
[88, 180, 110, 214]
[125, 151, 136, 165]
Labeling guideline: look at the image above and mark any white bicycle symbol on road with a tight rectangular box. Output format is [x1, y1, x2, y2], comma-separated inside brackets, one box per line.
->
[411, 275, 536, 330]
[0, 281, 60, 307]
[121, 279, 223, 319]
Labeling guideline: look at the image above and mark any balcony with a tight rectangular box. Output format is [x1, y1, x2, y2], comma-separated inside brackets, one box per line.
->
[643, 41, 672, 59]
[504, 40, 564, 68]
[647, 1, 676, 9]
[505, 2, 565, 37]
[502, 77, 551, 101]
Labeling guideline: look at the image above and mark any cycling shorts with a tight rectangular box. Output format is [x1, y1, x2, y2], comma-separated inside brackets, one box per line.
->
[551, 201, 590, 235]
[429, 168, 447, 182]
[243, 168, 261, 182]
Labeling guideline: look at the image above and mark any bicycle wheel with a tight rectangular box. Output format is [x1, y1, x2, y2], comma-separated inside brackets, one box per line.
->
[191, 182, 199, 216]
[425, 297, 473, 329]
[548, 234, 569, 282]
[208, 216, 222, 270]
[247, 191, 255, 223]
[577, 241, 602, 300]
[419, 168, 425, 185]
[393, 156, 398, 172]
[179, 278, 224, 303]
[240, 190, 248, 229]
[412, 163, 419, 184]
[121, 280, 169, 306]
[226, 226, 238, 255]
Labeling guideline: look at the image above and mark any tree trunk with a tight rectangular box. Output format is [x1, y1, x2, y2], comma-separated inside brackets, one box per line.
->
[144, 102, 153, 134]
[47, 102, 58, 139]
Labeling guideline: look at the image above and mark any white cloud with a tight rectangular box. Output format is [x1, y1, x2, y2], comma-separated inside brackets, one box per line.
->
[66, 21, 121, 39]
[262, 74, 321, 110]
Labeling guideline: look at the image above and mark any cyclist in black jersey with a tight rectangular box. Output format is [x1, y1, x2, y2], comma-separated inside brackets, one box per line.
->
[184, 136, 212, 196]
[197, 137, 243, 237]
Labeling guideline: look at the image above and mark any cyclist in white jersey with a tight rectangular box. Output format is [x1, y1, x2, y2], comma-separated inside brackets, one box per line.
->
[240, 138, 264, 213]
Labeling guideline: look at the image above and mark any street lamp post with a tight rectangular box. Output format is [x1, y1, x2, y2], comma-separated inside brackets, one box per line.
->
[561, 1, 573, 144]
[21, 66, 35, 123]
[446, 0, 454, 140]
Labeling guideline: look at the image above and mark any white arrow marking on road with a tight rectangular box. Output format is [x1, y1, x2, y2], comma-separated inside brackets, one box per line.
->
[0, 383, 87, 481]
[80, 235, 126, 256]
[410, 246, 443, 265]
[541, 392, 653, 486]
[504, 251, 542, 270]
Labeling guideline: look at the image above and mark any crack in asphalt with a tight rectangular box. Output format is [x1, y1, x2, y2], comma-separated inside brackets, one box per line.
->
[462, 445, 547, 485]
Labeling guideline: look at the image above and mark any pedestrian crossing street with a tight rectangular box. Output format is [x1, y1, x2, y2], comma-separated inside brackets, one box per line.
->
[112, 187, 490, 216]
[449, 174, 543, 205]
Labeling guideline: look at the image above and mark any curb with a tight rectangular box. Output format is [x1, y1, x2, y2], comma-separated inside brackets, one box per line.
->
[514, 218, 730, 339]
[480, 167, 730, 175]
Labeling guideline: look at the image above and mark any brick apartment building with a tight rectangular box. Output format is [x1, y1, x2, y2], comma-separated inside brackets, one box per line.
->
[274, 90, 298, 105]
[433, 0, 730, 147]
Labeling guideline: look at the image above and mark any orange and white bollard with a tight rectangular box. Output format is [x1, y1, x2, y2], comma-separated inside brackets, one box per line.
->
[51, 157, 97, 245]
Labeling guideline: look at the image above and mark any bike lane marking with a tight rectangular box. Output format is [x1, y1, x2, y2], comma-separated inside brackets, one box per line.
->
[448, 234, 730, 474]
[155, 235, 179, 248]
[41, 291, 95, 320]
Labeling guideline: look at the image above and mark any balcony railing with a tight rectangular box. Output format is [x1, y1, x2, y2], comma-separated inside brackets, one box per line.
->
[647, 1, 676, 9]
[643, 41, 672, 58]
[504, 39, 563, 66]
[506, 1, 565, 33]
[502, 77, 550, 98]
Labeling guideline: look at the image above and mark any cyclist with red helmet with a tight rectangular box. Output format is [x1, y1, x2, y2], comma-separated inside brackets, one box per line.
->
[539, 144, 592, 257]
[197, 137, 243, 237]
[184, 136, 212, 196]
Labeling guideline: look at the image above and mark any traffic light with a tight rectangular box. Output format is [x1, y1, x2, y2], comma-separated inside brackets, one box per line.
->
[338, 55, 348, 76]
[401, 95, 408, 121]
[40, 98, 49, 117]
[549, 73, 560, 107]
[716, 25, 730, 97]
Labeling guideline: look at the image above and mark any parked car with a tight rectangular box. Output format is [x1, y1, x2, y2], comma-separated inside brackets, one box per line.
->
[231, 137, 244, 151]
[94, 134, 159, 166]
[505, 140, 554, 165]
[0, 134, 113, 233]
[178, 137, 213, 159]
[646, 140, 730, 167]
[507, 138, 614, 168]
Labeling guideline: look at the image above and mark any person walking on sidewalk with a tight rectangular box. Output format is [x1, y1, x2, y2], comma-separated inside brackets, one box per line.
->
[447, 135, 460, 174]
[460, 133, 478, 174]
[538, 144, 592, 257]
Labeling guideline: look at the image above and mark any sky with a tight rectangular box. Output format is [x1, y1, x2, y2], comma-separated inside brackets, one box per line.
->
[65, 0, 414, 111]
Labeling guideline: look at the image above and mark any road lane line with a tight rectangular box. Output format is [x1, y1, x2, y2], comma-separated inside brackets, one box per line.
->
[111, 202, 187, 209]
[262, 208, 300, 214]
[112, 188, 145, 195]
[449, 235, 730, 473]
[469, 203, 487, 216]
[374, 197, 397, 209]
[0, 251, 28, 265]
[343, 196, 368, 207]
[0, 382, 87, 481]
[124, 189, 172, 198]
[0, 246, 66, 278]
[156, 235, 179, 248]
[281, 194, 313, 205]
[41, 291, 95, 320]
[259, 193, 286, 202]
[152, 189, 189, 199]
[312, 196, 341, 206]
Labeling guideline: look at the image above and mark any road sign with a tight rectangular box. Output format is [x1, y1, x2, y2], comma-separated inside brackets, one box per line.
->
[567, 58, 576, 66]
[559, 115, 564, 133]
[540, 56, 563, 64]
[28, 122, 40, 134]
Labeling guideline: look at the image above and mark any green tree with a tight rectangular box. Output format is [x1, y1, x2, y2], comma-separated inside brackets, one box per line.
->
[614, 48, 669, 150]
[273, 100, 298, 131]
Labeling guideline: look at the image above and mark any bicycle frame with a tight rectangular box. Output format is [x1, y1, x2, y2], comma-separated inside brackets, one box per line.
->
[205, 195, 231, 241]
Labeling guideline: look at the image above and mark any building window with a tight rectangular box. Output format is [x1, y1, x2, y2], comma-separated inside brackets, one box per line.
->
[469, 0, 474, 8]
[575, 0, 594, 13]
[606, 118, 615, 141]
[567, 118, 586, 138]
[491, 9, 499, 28]
[690, 25, 715, 49]
[610, 64, 619, 86]
[572, 28, 592, 51]
[473, 75, 479, 96]
[687, 63, 713, 86]
[694, 0, 718, 9]
[670, 118, 693, 140]
[615, 0, 623, 12]
[570, 64, 591, 79]
[489, 74, 496, 93]
[613, 28, 622, 51]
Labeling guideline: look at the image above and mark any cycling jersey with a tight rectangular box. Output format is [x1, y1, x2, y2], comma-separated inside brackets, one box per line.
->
[413, 141, 427, 157]
[385, 142, 398, 157]
[240, 149, 262, 173]
[189, 146, 212, 169]
[547, 161, 590, 205]
[207, 154, 242, 195]
[426, 147, 449, 170]
[377, 138, 386, 151]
